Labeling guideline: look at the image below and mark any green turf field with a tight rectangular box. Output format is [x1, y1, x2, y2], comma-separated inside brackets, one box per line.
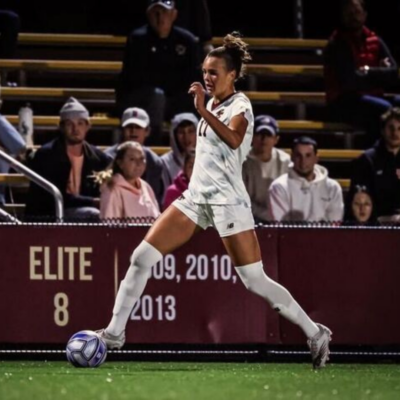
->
[1, 361, 400, 400]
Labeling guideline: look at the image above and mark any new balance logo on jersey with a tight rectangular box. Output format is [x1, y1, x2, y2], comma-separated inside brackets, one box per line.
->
[178, 194, 185, 201]
[227, 222, 234, 229]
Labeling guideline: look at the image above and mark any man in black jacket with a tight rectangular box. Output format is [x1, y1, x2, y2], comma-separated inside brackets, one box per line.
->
[25, 97, 111, 221]
[350, 107, 400, 220]
[116, 0, 201, 143]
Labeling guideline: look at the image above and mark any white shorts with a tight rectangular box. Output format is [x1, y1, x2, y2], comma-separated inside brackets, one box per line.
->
[173, 190, 255, 237]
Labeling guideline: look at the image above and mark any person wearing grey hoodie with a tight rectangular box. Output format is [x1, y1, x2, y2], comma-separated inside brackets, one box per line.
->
[269, 137, 343, 223]
[161, 112, 198, 189]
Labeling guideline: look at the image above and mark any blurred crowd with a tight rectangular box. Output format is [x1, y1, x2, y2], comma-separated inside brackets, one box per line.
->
[1, 0, 400, 226]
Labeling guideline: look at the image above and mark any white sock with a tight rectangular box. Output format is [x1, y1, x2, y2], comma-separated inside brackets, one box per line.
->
[235, 261, 319, 338]
[106, 241, 163, 336]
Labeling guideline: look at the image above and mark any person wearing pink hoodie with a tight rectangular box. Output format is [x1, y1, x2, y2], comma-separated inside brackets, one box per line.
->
[100, 141, 160, 221]
[162, 149, 195, 210]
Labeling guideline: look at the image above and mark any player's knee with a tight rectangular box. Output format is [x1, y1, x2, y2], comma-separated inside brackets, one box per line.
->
[129, 240, 163, 270]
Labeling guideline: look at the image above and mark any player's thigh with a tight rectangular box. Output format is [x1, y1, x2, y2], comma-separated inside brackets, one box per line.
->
[144, 205, 202, 255]
[221, 229, 262, 266]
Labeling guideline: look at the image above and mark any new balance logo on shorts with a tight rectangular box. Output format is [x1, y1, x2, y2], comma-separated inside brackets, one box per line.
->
[227, 222, 234, 229]
[178, 194, 185, 200]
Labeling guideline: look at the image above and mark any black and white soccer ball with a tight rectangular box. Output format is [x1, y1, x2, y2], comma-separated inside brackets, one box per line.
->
[66, 330, 107, 368]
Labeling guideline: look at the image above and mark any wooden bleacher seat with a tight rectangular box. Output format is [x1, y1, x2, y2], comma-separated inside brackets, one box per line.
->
[2, 59, 398, 86]
[0, 59, 326, 77]
[0, 59, 121, 73]
[3, 115, 354, 135]
[18, 33, 327, 50]
[2, 87, 327, 104]
[212, 37, 327, 49]
[18, 33, 126, 47]
[1, 87, 114, 101]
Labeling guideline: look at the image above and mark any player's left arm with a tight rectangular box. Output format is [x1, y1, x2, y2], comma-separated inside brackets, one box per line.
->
[203, 111, 248, 150]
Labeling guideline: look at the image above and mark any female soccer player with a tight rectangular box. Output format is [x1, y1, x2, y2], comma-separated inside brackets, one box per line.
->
[98, 32, 332, 368]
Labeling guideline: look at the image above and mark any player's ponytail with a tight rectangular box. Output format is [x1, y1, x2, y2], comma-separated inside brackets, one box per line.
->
[208, 31, 252, 80]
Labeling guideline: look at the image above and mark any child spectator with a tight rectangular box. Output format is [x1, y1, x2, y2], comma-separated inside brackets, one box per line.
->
[344, 185, 376, 225]
[100, 141, 160, 221]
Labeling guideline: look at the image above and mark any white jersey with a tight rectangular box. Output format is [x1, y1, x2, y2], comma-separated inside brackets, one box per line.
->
[188, 92, 254, 205]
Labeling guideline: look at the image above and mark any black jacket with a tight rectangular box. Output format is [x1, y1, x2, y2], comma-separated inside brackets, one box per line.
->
[25, 137, 111, 218]
[117, 25, 201, 102]
[350, 139, 400, 217]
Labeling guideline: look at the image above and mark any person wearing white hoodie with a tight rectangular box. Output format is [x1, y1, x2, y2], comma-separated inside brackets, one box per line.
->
[269, 136, 344, 223]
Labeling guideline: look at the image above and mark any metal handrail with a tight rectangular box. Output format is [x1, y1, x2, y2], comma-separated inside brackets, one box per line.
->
[0, 206, 21, 224]
[0, 150, 64, 221]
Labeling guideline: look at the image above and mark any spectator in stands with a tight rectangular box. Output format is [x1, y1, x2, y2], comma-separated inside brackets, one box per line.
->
[100, 141, 160, 221]
[163, 148, 195, 210]
[243, 115, 290, 224]
[269, 136, 343, 223]
[105, 107, 164, 206]
[350, 107, 400, 221]
[161, 112, 198, 189]
[116, 0, 201, 142]
[0, 10, 20, 58]
[0, 112, 26, 205]
[25, 97, 111, 221]
[344, 185, 376, 225]
[324, 0, 400, 145]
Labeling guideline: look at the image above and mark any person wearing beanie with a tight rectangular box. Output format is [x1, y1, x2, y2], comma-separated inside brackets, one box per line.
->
[25, 97, 111, 221]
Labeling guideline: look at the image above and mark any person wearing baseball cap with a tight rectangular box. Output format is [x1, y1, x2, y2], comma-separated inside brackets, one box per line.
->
[25, 97, 111, 221]
[104, 107, 164, 206]
[242, 114, 290, 223]
[115, 0, 201, 142]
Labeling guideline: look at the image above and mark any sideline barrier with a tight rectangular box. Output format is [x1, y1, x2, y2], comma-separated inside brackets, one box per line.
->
[1, 224, 399, 346]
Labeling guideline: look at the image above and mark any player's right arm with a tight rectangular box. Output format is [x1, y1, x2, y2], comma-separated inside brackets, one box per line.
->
[188, 82, 247, 150]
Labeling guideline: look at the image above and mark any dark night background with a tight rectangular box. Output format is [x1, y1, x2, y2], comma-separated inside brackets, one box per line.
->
[2, 0, 399, 49]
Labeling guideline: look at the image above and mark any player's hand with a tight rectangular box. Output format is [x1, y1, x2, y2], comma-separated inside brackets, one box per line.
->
[188, 82, 206, 112]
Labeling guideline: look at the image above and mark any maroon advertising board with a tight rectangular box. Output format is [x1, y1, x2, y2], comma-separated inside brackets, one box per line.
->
[1, 225, 400, 346]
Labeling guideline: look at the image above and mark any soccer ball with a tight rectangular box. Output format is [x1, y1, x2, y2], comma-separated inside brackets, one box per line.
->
[66, 330, 107, 368]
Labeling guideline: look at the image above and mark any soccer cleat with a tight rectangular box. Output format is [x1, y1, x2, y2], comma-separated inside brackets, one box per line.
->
[95, 329, 125, 350]
[307, 323, 332, 369]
